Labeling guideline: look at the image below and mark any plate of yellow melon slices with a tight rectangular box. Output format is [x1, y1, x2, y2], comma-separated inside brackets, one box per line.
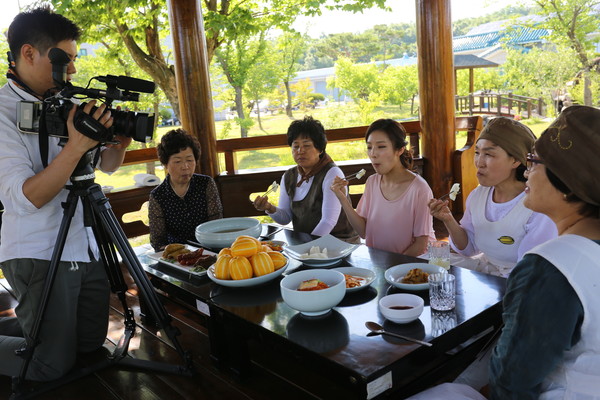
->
[207, 235, 289, 287]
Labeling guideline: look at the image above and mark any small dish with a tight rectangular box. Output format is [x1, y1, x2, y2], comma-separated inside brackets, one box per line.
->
[283, 234, 359, 267]
[195, 217, 262, 249]
[385, 263, 445, 291]
[333, 266, 376, 292]
[379, 293, 424, 324]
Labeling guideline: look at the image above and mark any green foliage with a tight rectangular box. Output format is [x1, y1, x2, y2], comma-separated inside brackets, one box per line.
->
[331, 57, 381, 100]
[379, 65, 419, 109]
[311, 93, 325, 101]
[290, 78, 314, 110]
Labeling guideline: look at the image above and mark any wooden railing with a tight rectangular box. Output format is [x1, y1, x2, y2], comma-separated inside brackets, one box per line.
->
[108, 116, 483, 238]
[456, 92, 544, 118]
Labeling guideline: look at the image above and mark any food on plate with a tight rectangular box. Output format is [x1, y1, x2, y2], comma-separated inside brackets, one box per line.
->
[344, 274, 366, 288]
[231, 235, 261, 257]
[297, 279, 330, 291]
[261, 241, 284, 252]
[449, 183, 461, 201]
[267, 251, 287, 270]
[300, 246, 329, 259]
[214, 254, 232, 280]
[218, 248, 232, 256]
[250, 252, 275, 277]
[162, 243, 189, 260]
[191, 254, 217, 272]
[212, 236, 288, 280]
[229, 256, 253, 280]
[401, 268, 430, 284]
[177, 248, 204, 265]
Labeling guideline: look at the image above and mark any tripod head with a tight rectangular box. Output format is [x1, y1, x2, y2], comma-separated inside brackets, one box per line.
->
[69, 148, 99, 189]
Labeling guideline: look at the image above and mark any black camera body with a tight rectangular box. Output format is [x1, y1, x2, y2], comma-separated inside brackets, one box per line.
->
[16, 48, 156, 144]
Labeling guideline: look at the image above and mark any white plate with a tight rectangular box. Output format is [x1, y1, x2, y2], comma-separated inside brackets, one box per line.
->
[207, 261, 289, 287]
[147, 245, 217, 277]
[384, 263, 445, 291]
[333, 267, 376, 292]
[283, 235, 359, 267]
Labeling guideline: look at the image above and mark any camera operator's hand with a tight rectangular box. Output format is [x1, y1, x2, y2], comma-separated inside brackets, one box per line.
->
[64, 100, 113, 156]
[22, 100, 114, 209]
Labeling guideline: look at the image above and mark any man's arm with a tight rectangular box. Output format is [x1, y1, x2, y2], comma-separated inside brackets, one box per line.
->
[99, 135, 132, 173]
[22, 101, 111, 208]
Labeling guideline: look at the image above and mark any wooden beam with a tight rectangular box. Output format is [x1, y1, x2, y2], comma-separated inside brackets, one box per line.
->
[416, 0, 456, 198]
[167, 0, 219, 177]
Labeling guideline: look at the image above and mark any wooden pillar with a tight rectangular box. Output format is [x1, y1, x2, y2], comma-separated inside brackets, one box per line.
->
[416, 0, 455, 198]
[167, 0, 219, 177]
[469, 68, 474, 94]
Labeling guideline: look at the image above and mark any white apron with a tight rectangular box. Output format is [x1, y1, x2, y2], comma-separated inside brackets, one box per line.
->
[528, 235, 600, 400]
[469, 186, 532, 277]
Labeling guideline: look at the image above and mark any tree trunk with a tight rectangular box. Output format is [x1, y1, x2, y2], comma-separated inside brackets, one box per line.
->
[284, 80, 293, 118]
[583, 72, 592, 106]
[256, 97, 264, 131]
[234, 86, 248, 137]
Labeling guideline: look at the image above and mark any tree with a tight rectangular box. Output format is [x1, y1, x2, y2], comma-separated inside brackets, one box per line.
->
[379, 65, 419, 112]
[216, 33, 268, 137]
[502, 45, 580, 114]
[50, 0, 387, 121]
[330, 57, 381, 101]
[533, 0, 600, 105]
[289, 78, 314, 111]
[244, 42, 283, 131]
[276, 32, 307, 118]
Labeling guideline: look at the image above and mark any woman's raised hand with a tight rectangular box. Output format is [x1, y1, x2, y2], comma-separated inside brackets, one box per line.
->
[428, 198, 453, 223]
[253, 195, 274, 213]
[330, 176, 348, 200]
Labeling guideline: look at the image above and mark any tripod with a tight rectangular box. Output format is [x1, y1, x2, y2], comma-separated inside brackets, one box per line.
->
[11, 152, 194, 399]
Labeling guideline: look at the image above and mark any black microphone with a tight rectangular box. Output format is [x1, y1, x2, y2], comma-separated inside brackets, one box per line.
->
[48, 48, 71, 87]
[96, 75, 155, 94]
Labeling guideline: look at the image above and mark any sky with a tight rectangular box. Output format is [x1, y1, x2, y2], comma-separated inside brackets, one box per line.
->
[1, 0, 517, 33]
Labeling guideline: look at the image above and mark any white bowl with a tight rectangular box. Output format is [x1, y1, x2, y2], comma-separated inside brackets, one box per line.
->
[379, 293, 424, 324]
[283, 234, 359, 267]
[195, 217, 261, 249]
[385, 263, 445, 291]
[280, 269, 346, 316]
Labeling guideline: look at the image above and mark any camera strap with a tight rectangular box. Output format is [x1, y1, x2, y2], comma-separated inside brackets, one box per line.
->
[38, 104, 50, 168]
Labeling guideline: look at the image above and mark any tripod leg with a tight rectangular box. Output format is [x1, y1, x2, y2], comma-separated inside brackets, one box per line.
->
[86, 184, 194, 372]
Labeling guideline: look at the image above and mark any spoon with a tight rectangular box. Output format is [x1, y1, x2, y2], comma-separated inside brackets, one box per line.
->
[365, 321, 432, 347]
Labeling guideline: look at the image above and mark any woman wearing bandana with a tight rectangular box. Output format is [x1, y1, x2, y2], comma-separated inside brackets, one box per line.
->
[253, 116, 358, 242]
[429, 117, 557, 277]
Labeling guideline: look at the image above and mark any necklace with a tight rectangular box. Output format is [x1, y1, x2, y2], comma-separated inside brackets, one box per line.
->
[561, 216, 587, 235]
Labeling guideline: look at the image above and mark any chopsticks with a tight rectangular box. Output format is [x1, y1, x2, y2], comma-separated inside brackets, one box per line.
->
[262, 181, 279, 197]
[344, 169, 366, 181]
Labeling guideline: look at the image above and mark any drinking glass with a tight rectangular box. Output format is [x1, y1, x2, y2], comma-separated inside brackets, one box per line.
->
[428, 273, 456, 311]
[428, 240, 450, 271]
[431, 309, 458, 337]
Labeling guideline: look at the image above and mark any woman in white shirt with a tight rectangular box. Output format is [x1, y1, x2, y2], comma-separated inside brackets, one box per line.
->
[428, 117, 557, 277]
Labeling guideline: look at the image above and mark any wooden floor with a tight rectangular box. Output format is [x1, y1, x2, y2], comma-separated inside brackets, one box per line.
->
[0, 275, 315, 400]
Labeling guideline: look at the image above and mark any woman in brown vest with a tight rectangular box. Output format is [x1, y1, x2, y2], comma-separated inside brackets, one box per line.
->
[253, 116, 358, 242]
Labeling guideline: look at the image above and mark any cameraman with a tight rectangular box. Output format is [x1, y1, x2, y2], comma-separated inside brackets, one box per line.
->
[0, 8, 132, 381]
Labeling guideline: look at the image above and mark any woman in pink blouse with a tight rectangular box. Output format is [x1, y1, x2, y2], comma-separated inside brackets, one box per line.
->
[330, 119, 435, 256]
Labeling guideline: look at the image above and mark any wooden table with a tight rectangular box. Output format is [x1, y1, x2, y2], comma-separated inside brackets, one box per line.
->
[137, 230, 506, 399]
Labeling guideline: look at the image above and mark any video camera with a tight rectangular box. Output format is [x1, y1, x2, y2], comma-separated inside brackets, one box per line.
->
[17, 47, 156, 144]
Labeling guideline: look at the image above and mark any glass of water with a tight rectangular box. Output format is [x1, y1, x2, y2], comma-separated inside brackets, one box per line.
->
[428, 273, 456, 311]
[428, 240, 450, 271]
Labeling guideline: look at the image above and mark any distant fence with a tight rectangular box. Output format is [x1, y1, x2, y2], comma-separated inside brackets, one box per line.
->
[456, 92, 544, 118]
